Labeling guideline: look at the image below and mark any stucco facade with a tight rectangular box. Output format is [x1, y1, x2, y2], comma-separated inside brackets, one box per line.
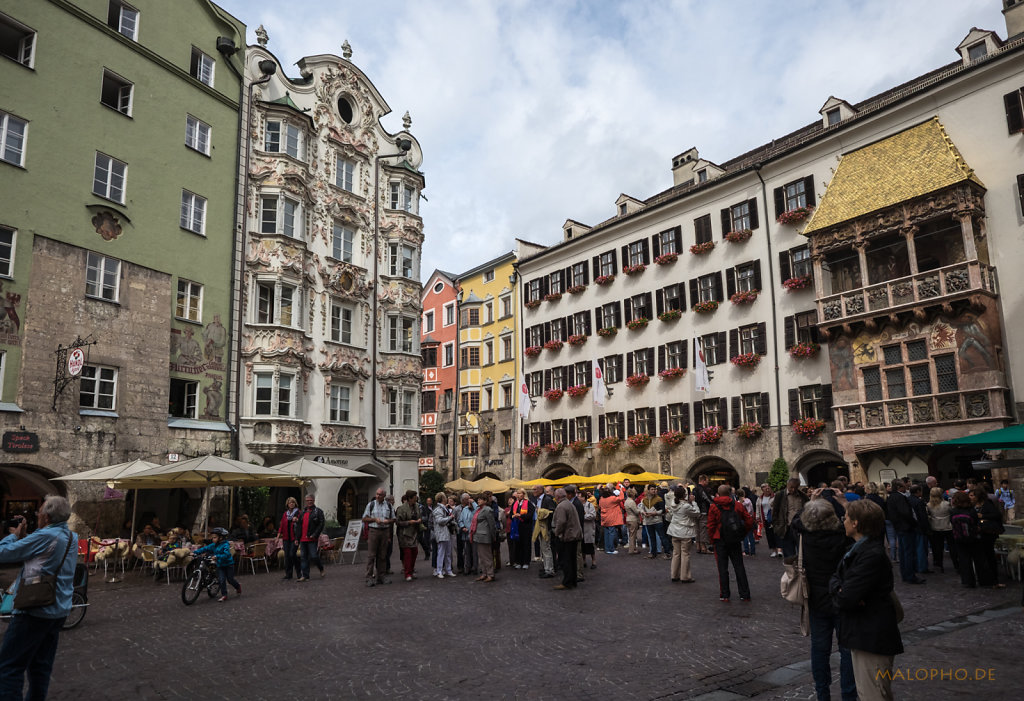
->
[418, 269, 457, 476]
[0, 0, 243, 531]
[238, 34, 425, 521]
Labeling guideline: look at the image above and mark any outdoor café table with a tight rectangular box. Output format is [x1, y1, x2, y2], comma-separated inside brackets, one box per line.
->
[263, 537, 282, 559]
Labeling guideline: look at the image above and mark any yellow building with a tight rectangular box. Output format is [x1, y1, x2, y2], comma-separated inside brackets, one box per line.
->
[455, 252, 519, 479]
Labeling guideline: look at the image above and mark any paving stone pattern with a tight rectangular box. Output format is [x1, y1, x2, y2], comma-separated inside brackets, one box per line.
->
[36, 549, 1024, 700]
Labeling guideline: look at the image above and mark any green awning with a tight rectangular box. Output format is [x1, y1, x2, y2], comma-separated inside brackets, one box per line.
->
[934, 424, 1024, 449]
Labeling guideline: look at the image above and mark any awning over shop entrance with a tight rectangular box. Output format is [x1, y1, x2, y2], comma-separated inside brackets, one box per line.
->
[933, 424, 1024, 449]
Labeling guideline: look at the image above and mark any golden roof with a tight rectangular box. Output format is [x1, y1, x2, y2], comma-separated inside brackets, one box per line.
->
[803, 118, 983, 234]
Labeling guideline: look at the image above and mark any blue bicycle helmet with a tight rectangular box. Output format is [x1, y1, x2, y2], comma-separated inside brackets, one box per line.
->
[211, 527, 229, 537]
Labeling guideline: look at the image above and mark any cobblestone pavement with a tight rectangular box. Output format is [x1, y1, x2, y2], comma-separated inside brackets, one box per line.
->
[26, 546, 1024, 700]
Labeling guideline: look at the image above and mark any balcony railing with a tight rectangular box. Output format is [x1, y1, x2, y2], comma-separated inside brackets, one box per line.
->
[818, 261, 997, 326]
[834, 387, 1008, 433]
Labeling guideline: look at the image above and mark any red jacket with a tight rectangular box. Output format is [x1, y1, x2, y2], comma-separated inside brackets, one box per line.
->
[599, 493, 625, 526]
[707, 495, 754, 542]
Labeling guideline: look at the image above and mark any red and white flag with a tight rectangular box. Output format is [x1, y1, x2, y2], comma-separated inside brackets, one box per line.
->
[518, 375, 531, 420]
[592, 358, 608, 408]
[694, 336, 710, 393]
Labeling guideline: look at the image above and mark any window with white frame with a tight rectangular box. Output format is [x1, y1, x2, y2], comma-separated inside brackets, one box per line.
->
[662, 284, 682, 312]
[635, 407, 654, 435]
[443, 342, 454, 367]
[703, 399, 722, 428]
[658, 228, 678, 256]
[632, 349, 651, 376]
[550, 366, 566, 391]
[784, 178, 809, 211]
[698, 274, 717, 303]
[388, 387, 415, 426]
[598, 251, 615, 276]
[264, 119, 301, 159]
[175, 279, 202, 322]
[550, 318, 565, 342]
[665, 341, 684, 370]
[799, 385, 822, 419]
[742, 393, 763, 423]
[388, 242, 415, 278]
[388, 315, 415, 353]
[332, 222, 355, 262]
[86, 252, 119, 301]
[0, 111, 26, 167]
[180, 190, 206, 235]
[551, 418, 565, 444]
[100, 70, 133, 116]
[80, 365, 117, 410]
[443, 302, 455, 327]
[791, 246, 812, 279]
[388, 181, 418, 213]
[185, 115, 210, 154]
[335, 156, 355, 191]
[190, 47, 214, 86]
[571, 261, 587, 287]
[92, 152, 126, 203]
[666, 403, 687, 432]
[603, 355, 622, 384]
[330, 300, 353, 344]
[627, 241, 646, 266]
[423, 310, 434, 333]
[501, 382, 513, 408]
[0, 226, 14, 277]
[259, 194, 302, 238]
[739, 324, 760, 354]
[549, 270, 563, 294]
[526, 279, 542, 303]
[329, 384, 351, 422]
[736, 262, 756, 292]
[500, 295, 512, 318]
[604, 412, 624, 439]
[1, 13, 35, 67]
[529, 373, 543, 397]
[483, 269, 495, 283]
[527, 326, 543, 347]
[730, 201, 751, 231]
[107, 1, 138, 40]
[254, 371, 294, 417]
[701, 333, 721, 365]
[501, 334, 513, 361]
[0, 350, 6, 400]
[169, 378, 197, 418]
[255, 280, 300, 327]
[484, 340, 493, 365]
[574, 361, 589, 386]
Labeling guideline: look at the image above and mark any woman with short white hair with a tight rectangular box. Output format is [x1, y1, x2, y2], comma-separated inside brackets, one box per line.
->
[431, 491, 456, 579]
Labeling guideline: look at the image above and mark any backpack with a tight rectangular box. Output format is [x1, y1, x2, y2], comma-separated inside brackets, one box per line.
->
[950, 511, 977, 542]
[719, 502, 747, 543]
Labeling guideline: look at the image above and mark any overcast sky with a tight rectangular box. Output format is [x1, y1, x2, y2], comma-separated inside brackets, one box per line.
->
[216, 0, 1005, 280]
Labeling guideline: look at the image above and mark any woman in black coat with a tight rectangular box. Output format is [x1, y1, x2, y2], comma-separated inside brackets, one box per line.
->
[830, 499, 903, 701]
[792, 495, 856, 701]
[971, 487, 1005, 589]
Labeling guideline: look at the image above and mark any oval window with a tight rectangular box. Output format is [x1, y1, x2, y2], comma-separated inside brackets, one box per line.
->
[433, 281, 444, 293]
[338, 96, 354, 124]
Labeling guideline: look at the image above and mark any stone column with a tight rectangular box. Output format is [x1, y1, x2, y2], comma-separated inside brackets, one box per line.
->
[957, 212, 978, 260]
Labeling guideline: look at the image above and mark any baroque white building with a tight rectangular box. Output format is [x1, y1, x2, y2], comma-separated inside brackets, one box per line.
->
[237, 33, 425, 521]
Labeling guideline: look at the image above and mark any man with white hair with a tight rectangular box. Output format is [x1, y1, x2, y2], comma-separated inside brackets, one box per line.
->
[457, 493, 477, 575]
[0, 495, 77, 699]
[552, 488, 582, 590]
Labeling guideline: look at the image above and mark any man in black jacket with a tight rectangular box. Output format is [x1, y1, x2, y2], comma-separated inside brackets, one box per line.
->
[907, 484, 932, 575]
[566, 485, 586, 581]
[771, 478, 808, 558]
[887, 480, 924, 584]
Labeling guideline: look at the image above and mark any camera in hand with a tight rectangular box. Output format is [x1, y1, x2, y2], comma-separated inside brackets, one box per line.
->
[4, 516, 23, 530]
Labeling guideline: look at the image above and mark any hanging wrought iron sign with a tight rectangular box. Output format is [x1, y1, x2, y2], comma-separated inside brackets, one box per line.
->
[53, 336, 97, 410]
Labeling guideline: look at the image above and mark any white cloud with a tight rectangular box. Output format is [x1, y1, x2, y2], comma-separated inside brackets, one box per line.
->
[216, 0, 1005, 278]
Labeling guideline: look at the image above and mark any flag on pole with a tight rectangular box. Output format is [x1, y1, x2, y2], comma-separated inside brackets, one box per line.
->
[592, 358, 608, 408]
[518, 375, 531, 420]
[694, 336, 710, 393]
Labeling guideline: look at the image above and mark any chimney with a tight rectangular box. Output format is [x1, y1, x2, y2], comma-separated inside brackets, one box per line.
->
[1007, 0, 1024, 38]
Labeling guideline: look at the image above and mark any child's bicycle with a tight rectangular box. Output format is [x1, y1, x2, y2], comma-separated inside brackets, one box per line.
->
[0, 562, 89, 630]
[181, 555, 220, 605]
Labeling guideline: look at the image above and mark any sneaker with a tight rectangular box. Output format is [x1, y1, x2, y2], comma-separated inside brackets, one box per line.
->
[366, 578, 376, 587]
[405, 576, 413, 582]
[296, 577, 308, 582]
[740, 597, 751, 602]
[720, 597, 730, 603]
[320, 570, 326, 578]
[607, 550, 618, 555]
[445, 572, 457, 577]
[217, 595, 228, 602]
[436, 573, 444, 579]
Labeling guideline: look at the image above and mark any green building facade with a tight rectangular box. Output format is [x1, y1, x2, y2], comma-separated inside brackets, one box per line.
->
[0, 0, 245, 531]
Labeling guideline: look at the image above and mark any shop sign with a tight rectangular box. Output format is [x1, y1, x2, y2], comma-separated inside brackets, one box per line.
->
[67, 348, 85, 376]
[3, 431, 39, 453]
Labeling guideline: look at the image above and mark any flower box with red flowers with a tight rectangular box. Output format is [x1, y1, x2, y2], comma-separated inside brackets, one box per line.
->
[623, 264, 646, 276]
[598, 436, 620, 453]
[625, 373, 650, 388]
[543, 339, 563, 352]
[731, 352, 761, 368]
[724, 229, 752, 243]
[544, 292, 562, 303]
[789, 341, 820, 359]
[524, 345, 542, 358]
[658, 309, 682, 322]
[567, 334, 588, 346]
[594, 274, 616, 286]
[777, 206, 814, 225]
[626, 317, 649, 331]
[569, 439, 590, 453]
[690, 241, 715, 255]
[694, 425, 723, 445]
[660, 430, 686, 447]
[597, 326, 618, 338]
[792, 416, 826, 438]
[524, 299, 542, 309]
[730, 289, 759, 305]
[626, 433, 652, 449]
[543, 388, 563, 401]
[782, 275, 812, 291]
[566, 384, 589, 398]
[522, 442, 542, 458]
[736, 422, 763, 439]
[692, 300, 719, 314]
[545, 442, 564, 455]
[658, 367, 686, 380]
[654, 252, 678, 266]
[567, 284, 587, 295]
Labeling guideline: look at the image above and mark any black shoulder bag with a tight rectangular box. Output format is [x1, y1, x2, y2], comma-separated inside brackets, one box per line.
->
[14, 531, 74, 610]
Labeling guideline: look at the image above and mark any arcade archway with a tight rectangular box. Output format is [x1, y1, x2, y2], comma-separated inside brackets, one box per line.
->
[687, 457, 739, 488]
[542, 464, 576, 480]
[794, 450, 849, 487]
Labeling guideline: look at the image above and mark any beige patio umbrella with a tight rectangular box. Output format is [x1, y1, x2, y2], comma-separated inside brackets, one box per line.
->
[269, 457, 375, 482]
[445, 478, 474, 492]
[466, 477, 511, 493]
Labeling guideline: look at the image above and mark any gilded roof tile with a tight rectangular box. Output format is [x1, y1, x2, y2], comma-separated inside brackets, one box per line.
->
[802, 118, 984, 233]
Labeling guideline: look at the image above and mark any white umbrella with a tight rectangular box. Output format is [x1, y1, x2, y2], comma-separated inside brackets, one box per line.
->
[268, 457, 375, 482]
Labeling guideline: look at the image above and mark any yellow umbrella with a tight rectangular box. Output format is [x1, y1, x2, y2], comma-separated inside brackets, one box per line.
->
[628, 471, 678, 484]
[577, 473, 614, 486]
[445, 478, 474, 492]
[518, 477, 554, 486]
[467, 477, 511, 493]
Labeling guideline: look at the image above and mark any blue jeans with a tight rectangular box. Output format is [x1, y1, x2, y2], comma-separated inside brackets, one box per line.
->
[896, 531, 918, 582]
[217, 563, 241, 597]
[604, 526, 619, 553]
[916, 532, 929, 572]
[885, 520, 897, 559]
[643, 525, 660, 555]
[299, 541, 322, 578]
[282, 540, 297, 578]
[742, 529, 756, 555]
[809, 609, 856, 701]
[0, 613, 65, 700]
[658, 522, 672, 555]
[780, 531, 798, 558]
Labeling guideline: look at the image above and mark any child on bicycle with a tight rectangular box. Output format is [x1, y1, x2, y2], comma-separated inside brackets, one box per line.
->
[193, 527, 241, 602]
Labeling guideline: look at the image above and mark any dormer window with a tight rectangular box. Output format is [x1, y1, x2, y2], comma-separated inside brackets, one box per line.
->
[826, 108, 841, 126]
[697, 169, 708, 183]
[565, 227, 573, 238]
[967, 42, 987, 61]
[619, 203, 627, 216]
